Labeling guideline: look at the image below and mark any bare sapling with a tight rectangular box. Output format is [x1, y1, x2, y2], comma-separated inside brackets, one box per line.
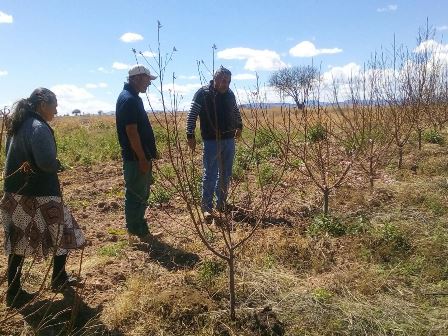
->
[379, 37, 415, 168]
[401, 22, 440, 150]
[269, 66, 355, 215]
[332, 61, 394, 188]
[138, 23, 286, 321]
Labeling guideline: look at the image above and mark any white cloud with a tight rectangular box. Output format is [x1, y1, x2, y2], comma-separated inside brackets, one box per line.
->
[437, 25, 448, 31]
[0, 11, 13, 24]
[120, 32, 144, 43]
[289, 41, 342, 57]
[0, 70, 8, 76]
[377, 4, 398, 12]
[51, 84, 114, 115]
[139, 50, 156, 58]
[163, 83, 201, 96]
[414, 39, 448, 54]
[322, 62, 361, 84]
[217, 47, 286, 71]
[233, 73, 257, 80]
[414, 40, 448, 66]
[179, 75, 198, 80]
[97, 67, 111, 74]
[85, 82, 108, 89]
[112, 62, 131, 70]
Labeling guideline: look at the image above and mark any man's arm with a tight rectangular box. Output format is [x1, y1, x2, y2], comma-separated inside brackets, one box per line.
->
[231, 93, 243, 138]
[126, 124, 151, 174]
[186, 90, 202, 151]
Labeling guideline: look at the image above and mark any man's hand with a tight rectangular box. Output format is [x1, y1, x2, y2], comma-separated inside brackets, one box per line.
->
[138, 158, 151, 174]
[187, 138, 196, 151]
[235, 128, 242, 139]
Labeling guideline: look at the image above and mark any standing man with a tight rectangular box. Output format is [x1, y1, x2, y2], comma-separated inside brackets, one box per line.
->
[116, 64, 160, 243]
[186, 66, 243, 219]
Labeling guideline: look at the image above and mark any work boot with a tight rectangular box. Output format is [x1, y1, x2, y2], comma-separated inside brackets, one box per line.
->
[139, 231, 162, 244]
[203, 211, 213, 224]
[51, 254, 81, 291]
[51, 271, 81, 291]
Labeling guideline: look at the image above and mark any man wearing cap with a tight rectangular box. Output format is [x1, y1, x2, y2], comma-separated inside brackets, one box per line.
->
[116, 64, 160, 244]
[186, 66, 243, 220]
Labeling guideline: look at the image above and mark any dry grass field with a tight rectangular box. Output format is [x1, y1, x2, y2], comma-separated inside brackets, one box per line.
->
[0, 112, 448, 335]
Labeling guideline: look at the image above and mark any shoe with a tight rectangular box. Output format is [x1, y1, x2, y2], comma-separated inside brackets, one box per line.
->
[6, 289, 35, 308]
[139, 232, 162, 244]
[51, 272, 81, 291]
[149, 231, 163, 238]
[203, 211, 213, 224]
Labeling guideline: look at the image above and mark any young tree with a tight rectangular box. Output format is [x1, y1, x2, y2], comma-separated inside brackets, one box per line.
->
[333, 61, 394, 188]
[401, 23, 439, 150]
[379, 38, 415, 168]
[266, 70, 356, 215]
[137, 23, 286, 321]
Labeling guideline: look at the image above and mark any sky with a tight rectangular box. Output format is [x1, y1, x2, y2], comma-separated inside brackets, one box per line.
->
[0, 0, 448, 115]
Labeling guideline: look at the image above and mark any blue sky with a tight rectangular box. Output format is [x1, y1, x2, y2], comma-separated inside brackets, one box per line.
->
[0, 0, 447, 114]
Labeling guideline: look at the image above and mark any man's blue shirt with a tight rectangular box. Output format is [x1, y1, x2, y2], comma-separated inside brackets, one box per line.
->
[115, 83, 157, 161]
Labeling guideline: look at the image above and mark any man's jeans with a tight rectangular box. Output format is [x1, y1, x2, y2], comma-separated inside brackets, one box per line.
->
[123, 161, 151, 236]
[202, 138, 235, 212]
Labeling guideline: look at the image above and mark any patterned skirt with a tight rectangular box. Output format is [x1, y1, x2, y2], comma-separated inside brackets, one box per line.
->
[0, 192, 85, 258]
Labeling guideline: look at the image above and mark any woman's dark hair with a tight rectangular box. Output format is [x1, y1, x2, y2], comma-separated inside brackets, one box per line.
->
[7, 87, 56, 136]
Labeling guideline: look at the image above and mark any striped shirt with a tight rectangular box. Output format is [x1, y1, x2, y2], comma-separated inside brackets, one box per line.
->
[186, 81, 242, 140]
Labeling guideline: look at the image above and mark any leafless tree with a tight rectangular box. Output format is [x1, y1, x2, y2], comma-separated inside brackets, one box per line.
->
[266, 71, 356, 215]
[332, 61, 394, 188]
[138, 23, 286, 321]
[401, 23, 440, 150]
[378, 38, 415, 169]
[430, 67, 448, 130]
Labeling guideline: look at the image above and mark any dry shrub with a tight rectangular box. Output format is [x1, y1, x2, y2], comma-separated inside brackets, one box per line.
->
[103, 273, 216, 335]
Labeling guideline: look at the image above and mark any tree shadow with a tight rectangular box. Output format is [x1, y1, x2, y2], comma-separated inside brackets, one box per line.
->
[226, 204, 293, 228]
[135, 240, 200, 271]
[15, 287, 121, 335]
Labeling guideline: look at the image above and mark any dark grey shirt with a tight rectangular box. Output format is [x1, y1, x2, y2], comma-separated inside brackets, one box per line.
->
[4, 114, 61, 196]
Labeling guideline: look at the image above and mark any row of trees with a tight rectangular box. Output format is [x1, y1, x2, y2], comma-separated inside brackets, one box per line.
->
[139, 22, 448, 321]
[266, 25, 448, 214]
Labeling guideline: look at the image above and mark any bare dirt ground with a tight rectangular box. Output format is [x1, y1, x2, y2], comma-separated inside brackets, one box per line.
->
[2, 144, 448, 335]
[0, 160, 290, 335]
[0, 161, 199, 334]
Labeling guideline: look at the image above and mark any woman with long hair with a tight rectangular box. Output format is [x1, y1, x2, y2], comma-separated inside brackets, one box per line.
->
[1, 88, 85, 308]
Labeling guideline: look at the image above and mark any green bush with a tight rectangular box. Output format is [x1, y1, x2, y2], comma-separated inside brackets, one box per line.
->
[197, 260, 225, 285]
[98, 241, 127, 257]
[306, 124, 327, 143]
[370, 222, 411, 262]
[308, 214, 346, 237]
[257, 163, 276, 187]
[423, 129, 444, 144]
[149, 185, 173, 205]
[254, 128, 274, 148]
